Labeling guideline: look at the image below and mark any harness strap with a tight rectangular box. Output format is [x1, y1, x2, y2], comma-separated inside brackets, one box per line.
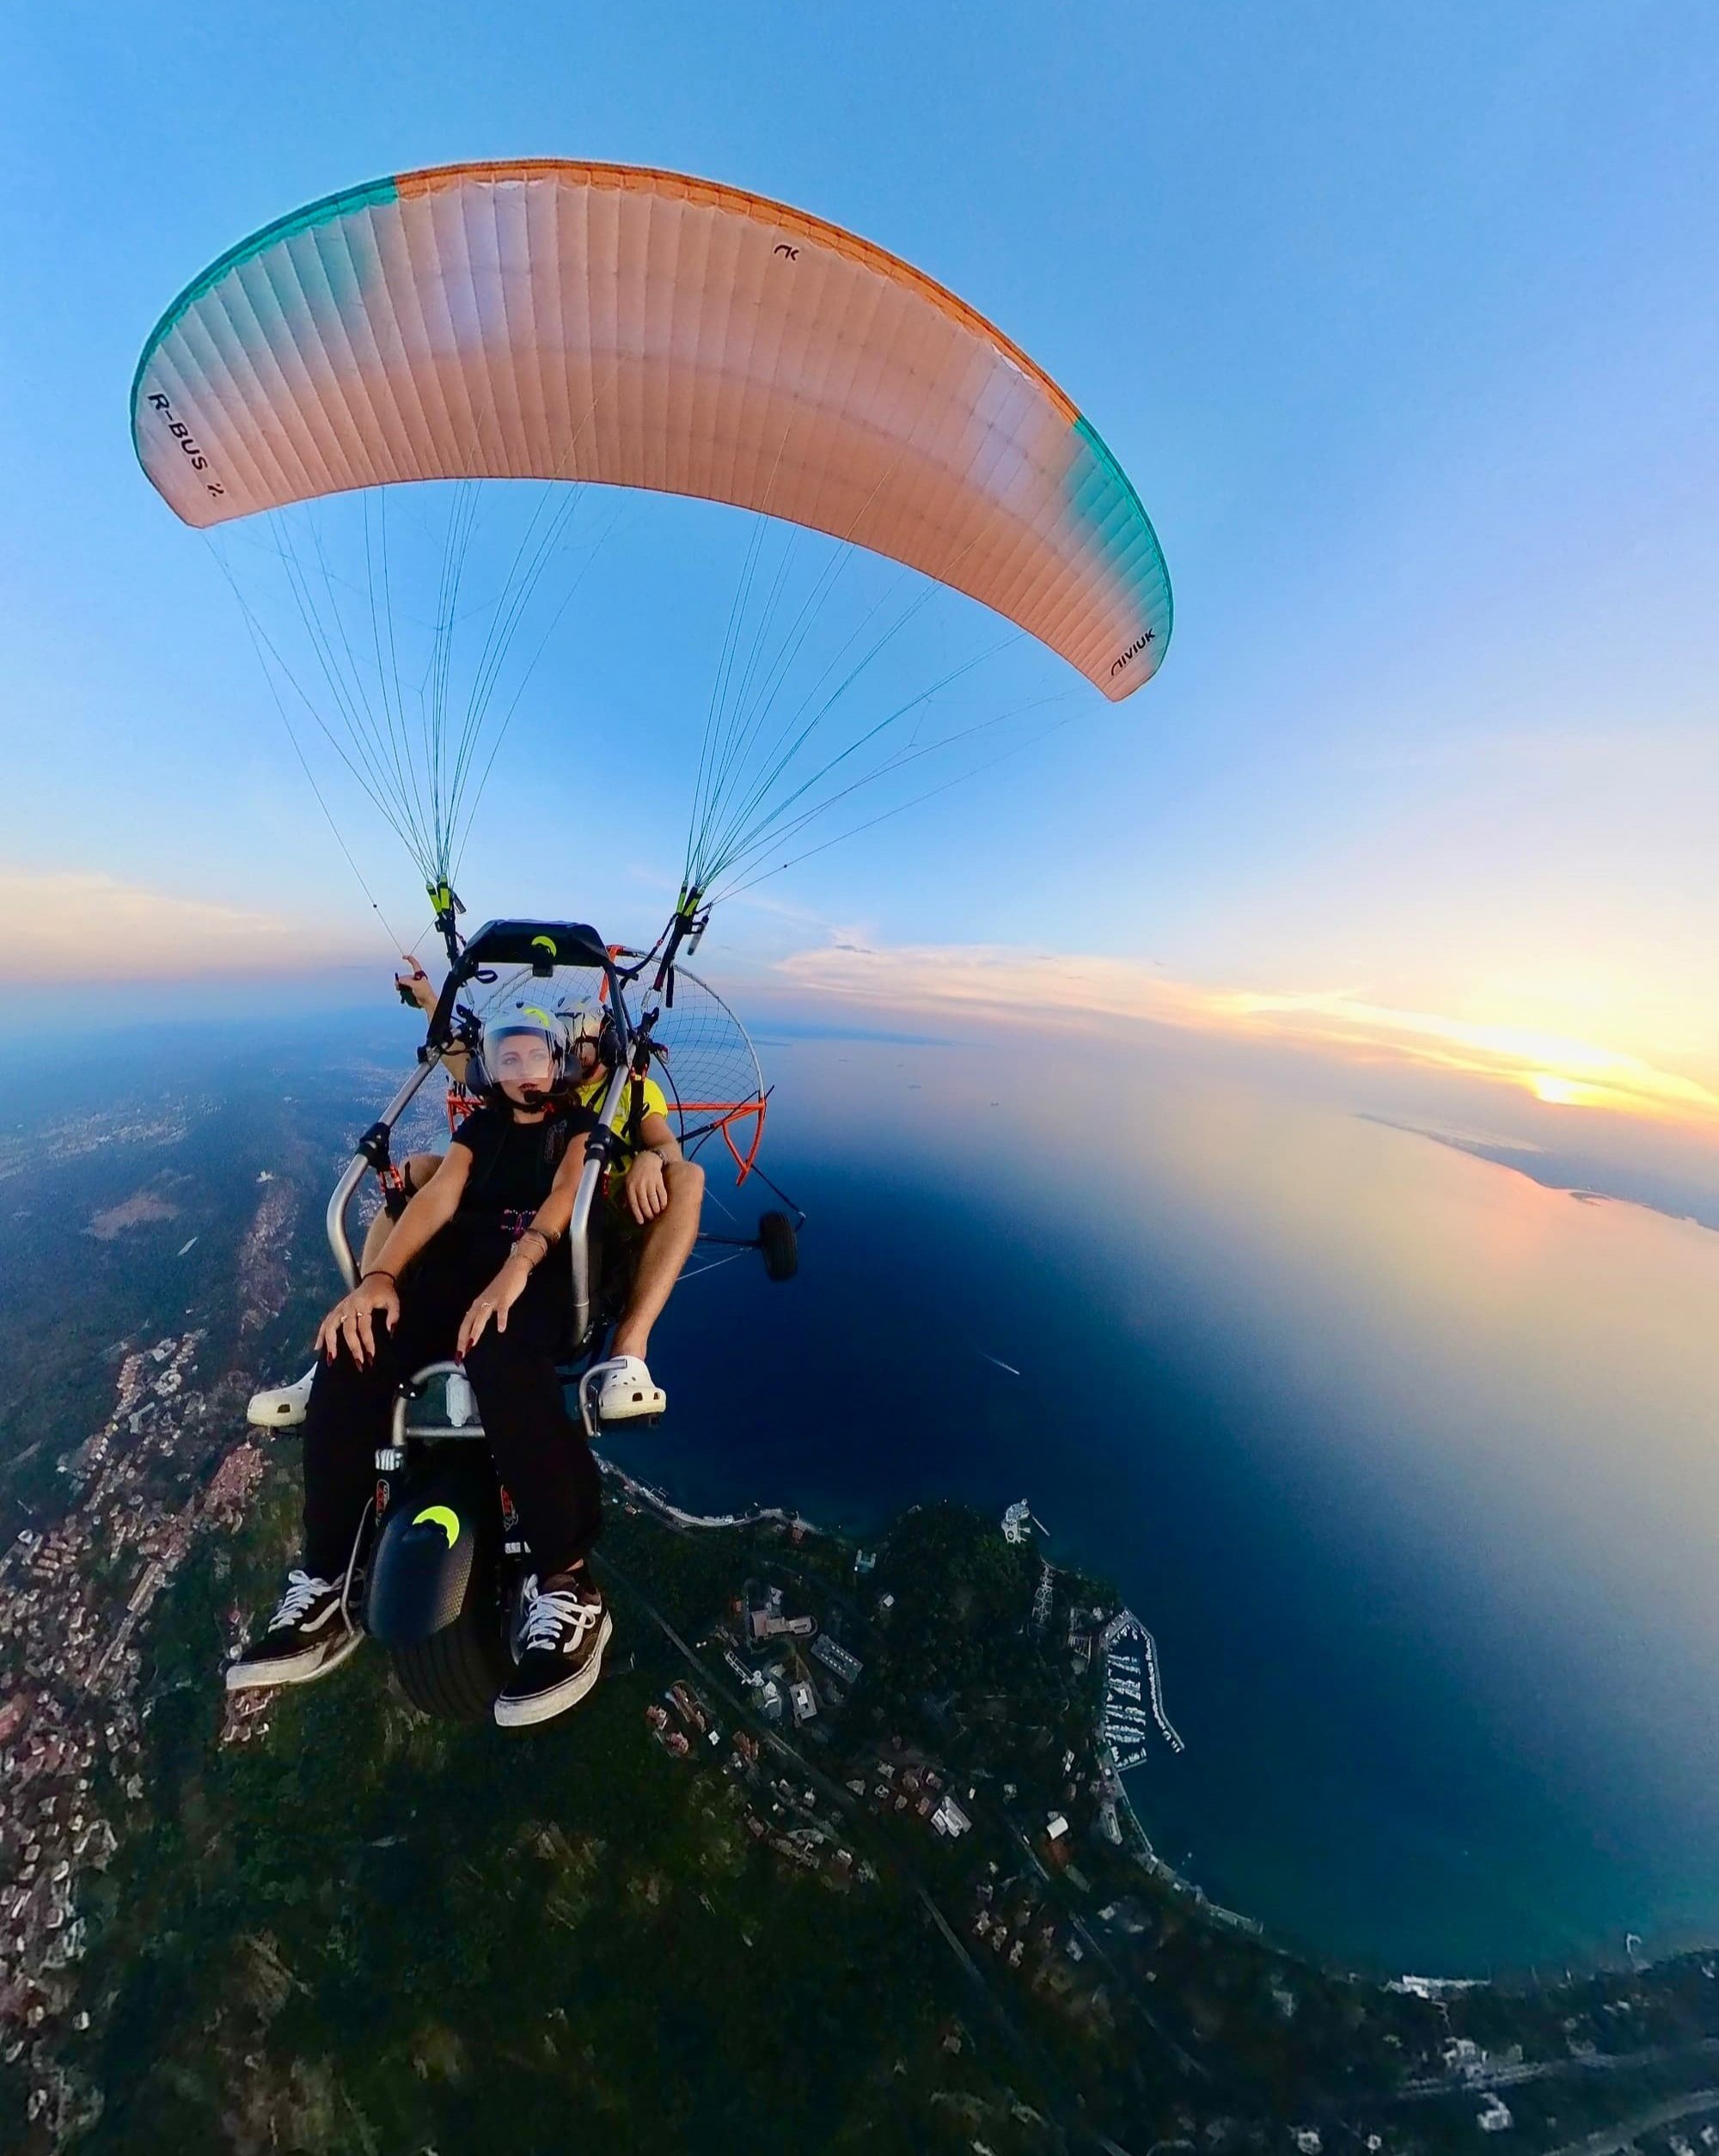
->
[627, 1068, 645, 1151]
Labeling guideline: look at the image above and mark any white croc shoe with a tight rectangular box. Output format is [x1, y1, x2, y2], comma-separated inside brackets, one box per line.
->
[247, 1365, 316, 1430]
[584, 1355, 666, 1426]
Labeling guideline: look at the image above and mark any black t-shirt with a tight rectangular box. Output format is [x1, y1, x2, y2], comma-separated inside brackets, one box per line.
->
[449, 1101, 595, 1234]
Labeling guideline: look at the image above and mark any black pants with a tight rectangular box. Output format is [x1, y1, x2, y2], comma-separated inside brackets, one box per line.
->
[300, 1234, 602, 1580]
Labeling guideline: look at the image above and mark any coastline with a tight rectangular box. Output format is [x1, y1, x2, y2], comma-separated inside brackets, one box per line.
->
[596, 1459, 1383, 1970]
[597, 1451, 1719, 1994]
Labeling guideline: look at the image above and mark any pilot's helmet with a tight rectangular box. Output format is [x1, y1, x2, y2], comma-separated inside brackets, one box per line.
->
[560, 1005, 612, 1070]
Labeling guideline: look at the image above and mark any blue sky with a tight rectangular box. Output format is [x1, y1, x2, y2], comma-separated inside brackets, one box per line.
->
[6, 2, 1718, 1124]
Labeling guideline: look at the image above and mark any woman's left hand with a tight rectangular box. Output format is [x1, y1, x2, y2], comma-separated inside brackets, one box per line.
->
[457, 1255, 531, 1355]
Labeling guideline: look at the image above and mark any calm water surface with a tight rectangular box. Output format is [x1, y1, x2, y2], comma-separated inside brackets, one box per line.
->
[606, 1029, 1719, 1977]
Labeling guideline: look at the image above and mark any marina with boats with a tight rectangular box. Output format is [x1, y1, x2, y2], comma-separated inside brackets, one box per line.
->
[1099, 1607, 1186, 1768]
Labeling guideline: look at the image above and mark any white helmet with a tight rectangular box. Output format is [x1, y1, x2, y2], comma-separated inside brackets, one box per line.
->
[559, 1004, 614, 1066]
[470, 1002, 569, 1100]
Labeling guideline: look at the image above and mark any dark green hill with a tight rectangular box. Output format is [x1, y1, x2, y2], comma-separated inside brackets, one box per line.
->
[45, 1481, 1079, 2156]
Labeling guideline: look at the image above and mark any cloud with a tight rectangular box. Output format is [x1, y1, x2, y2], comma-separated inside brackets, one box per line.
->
[776, 937, 1719, 1128]
[778, 939, 1217, 1029]
[2, 866, 365, 981]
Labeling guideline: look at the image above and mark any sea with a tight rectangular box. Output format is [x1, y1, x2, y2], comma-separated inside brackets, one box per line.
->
[599, 1021, 1719, 1982]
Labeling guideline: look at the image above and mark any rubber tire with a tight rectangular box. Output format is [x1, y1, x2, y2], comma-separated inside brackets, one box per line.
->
[758, 1210, 798, 1283]
[390, 1599, 512, 1723]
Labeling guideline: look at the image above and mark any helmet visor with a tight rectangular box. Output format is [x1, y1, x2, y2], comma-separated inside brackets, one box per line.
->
[483, 1023, 559, 1092]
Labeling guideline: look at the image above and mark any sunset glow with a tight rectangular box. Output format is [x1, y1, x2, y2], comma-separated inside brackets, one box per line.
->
[777, 939, 1719, 1132]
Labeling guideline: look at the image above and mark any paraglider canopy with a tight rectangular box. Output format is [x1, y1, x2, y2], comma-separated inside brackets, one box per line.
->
[132, 159, 1171, 702]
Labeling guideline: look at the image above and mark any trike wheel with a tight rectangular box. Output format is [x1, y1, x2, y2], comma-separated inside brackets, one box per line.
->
[758, 1210, 798, 1282]
[390, 1600, 511, 1723]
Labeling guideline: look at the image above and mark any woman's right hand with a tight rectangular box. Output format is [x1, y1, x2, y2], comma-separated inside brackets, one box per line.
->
[315, 1274, 401, 1368]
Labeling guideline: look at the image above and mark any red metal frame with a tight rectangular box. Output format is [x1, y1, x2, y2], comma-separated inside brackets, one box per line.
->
[676, 1095, 767, 1182]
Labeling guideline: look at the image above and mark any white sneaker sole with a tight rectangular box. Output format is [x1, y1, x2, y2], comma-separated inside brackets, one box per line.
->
[224, 1622, 364, 1692]
[595, 1390, 665, 1424]
[246, 1370, 316, 1430]
[493, 1612, 614, 1728]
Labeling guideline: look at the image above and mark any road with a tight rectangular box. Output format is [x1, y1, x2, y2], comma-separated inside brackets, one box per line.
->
[1396, 2038, 1719, 2104]
[1000, 1817, 1208, 2084]
[1542, 2086, 1719, 2156]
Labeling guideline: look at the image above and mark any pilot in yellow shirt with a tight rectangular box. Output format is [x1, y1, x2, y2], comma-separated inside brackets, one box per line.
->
[574, 1070, 671, 1203]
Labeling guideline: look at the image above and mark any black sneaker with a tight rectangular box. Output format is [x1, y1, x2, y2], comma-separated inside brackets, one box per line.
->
[225, 1569, 364, 1691]
[494, 1573, 612, 1728]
